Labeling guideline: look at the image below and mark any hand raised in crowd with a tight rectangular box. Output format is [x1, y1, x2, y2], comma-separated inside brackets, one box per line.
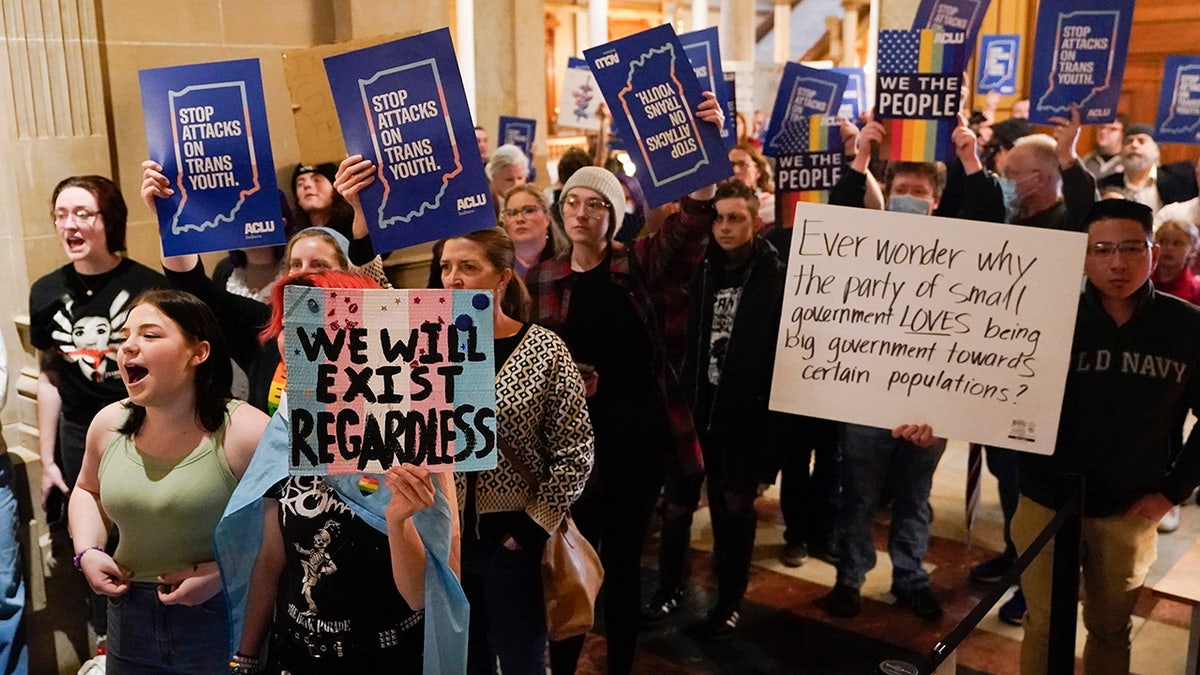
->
[384, 463, 437, 525]
[891, 423, 941, 449]
[838, 117, 860, 156]
[157, 560, 222, 607]
[335, 154, 376, 240]
[952, 111, 983, 175]
[852, 112, 885, 175]
[1124, 492, 1175, 523]
[140, 160, 173, 212]
[1048, 103, 1082, 168]
[695, 90, 725, 131]
[78, 548, 133, 598]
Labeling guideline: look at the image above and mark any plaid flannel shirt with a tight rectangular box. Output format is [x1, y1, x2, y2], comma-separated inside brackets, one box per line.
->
[525, 196, 716, 483]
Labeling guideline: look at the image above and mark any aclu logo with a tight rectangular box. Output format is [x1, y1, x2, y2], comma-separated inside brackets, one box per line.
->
[457, 194, 487, 211]
[244, 220, 275, 235]
[933, 32, 965, 44]
[594, 52, 620, 69]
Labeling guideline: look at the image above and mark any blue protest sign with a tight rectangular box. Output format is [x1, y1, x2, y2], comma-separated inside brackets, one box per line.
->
[1029, 0, 1134, 126]
[875, 29, 966, 162]
[584, 24, 732, 207]
[1156, 55, 1200, 145]
[498, 116, 536, 158]
[723, 71, 738, 137]
[831, 67, 867, 121]
[977, 34, 1020, 95]
[680, 27, 734, 148]
[761, 63, 848, 158]
[139, 59, 284, 256]
[324, 28, 494, 253]
[912, 0, 992, 53]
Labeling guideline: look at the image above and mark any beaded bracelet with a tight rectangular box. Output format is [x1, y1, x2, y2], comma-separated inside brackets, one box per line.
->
[72, 546, 103, 570]
[229, 652, 261, 674]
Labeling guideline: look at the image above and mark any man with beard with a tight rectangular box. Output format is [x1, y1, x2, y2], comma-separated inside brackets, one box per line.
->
[1098, 124, 1198, 214]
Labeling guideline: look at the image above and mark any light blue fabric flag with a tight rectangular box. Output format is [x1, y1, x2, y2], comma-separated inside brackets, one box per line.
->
[214, 405, 469, 674]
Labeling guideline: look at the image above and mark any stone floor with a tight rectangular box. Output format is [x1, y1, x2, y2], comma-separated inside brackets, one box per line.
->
[575, 440, 1197, 674]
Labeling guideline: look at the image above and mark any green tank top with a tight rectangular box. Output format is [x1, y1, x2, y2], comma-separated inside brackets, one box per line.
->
[98, 400, 241, 581]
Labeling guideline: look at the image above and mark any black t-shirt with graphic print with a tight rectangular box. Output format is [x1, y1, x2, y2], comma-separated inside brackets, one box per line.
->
[28, 258, 167, 419]
[268, 475, 424, 656]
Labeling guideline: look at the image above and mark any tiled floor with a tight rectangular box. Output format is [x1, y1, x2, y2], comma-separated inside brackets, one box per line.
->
[577, 440, 1198, 674]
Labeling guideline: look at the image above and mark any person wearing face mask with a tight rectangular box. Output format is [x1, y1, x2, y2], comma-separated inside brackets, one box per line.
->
[1002, 105, 1096, 231]
[1097, 124, 1199, 214]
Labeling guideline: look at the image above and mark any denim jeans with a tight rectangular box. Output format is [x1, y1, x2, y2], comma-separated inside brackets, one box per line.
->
[836, 424, 945, 592]
[107, 582, 228, 674]
[0, 456, 26, 675]
[463, 534, 548, 675]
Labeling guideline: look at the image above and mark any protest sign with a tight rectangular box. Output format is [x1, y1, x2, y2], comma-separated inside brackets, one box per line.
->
[559, 57, 603, 131]
[1029, 0, 1134, 126]
[775, 116, 845, 228]
[770, 203, 1086, 455]
[584, 24, 732, 207]
[723, 71, 738, 140]
[752, 61, 786, 127]
[912, 0, 992, 53]
[1156, 55, 1200, 145]
[831, 67, 867, 121]
[680, 27, 735, 148]
[875, 29, 966, 163]
[499, 115, 537, 158]
[761, 64, 847, 158]
[977, 35, 1020, 96]
[284, 287, 498, 475]
[324, 28, 494, 253]
[139, 59, 284, 256]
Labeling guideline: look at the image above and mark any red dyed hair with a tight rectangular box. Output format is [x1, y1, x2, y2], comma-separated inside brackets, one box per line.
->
[259, 270, 381, 345]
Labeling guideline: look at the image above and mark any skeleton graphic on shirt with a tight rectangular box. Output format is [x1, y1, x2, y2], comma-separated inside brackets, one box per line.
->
[48, 290, 132, 382]
[280, 477, 352, 616]
[294, 519, 340, 616]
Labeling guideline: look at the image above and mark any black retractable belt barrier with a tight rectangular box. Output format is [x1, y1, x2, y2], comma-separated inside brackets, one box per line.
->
[872, 474, 1084, 675]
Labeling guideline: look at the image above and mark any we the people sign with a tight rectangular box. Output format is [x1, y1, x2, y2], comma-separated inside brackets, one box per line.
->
[284, 287, 498, 474]
[769, 204, 1086, 454]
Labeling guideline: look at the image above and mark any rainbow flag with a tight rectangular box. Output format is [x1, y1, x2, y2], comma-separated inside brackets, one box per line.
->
[876, 29, 966, 162]
[775, 115, 845, 226]
[283, 287, 498, 475]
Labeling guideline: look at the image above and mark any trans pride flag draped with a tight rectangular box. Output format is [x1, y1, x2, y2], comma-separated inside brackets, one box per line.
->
[875, 29, 966, 162]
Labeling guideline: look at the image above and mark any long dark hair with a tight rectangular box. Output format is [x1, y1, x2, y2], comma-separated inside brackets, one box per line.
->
[51, 175, 128, 254]
[118, 290, 233, 436]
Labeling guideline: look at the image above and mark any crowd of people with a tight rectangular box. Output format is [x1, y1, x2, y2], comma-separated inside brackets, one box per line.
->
[13, 67, 1200, 675]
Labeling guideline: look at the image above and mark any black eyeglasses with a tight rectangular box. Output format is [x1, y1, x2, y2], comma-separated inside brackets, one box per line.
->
[501, 205, 542, 219]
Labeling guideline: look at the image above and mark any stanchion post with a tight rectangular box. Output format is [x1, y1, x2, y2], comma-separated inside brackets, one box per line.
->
[1046, 474, 1083, 674]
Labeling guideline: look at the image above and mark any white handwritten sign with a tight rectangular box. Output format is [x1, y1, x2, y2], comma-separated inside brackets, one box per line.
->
[769, 203, 1086, 455]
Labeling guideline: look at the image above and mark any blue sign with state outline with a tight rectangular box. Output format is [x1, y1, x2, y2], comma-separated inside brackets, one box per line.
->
[324, 28, 494, 253]
[977, 34, 1020, 95]
[680, 26, 735, 148]
[1156, 55, 1200, 145]
[1029, 0, 1134, 126]
[761, 63, 848, 158]
[140, 58, 285, 256]
[584, 24, 732, 207]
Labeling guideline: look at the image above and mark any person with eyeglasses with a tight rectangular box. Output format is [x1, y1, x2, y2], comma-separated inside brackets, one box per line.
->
[525, 91, 724, 675]
[1014, 199, 1200, 675]
[727, 143, 775, 227]
[499, 185, 568, 277]
[28, 175, 168, 647]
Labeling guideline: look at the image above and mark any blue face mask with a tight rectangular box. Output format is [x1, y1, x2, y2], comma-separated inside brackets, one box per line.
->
[998, 177, 1021, 222]
[886, 194, 932, 215]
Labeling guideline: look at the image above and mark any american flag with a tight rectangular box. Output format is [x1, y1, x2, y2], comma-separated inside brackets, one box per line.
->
[879, 29, 924, 73]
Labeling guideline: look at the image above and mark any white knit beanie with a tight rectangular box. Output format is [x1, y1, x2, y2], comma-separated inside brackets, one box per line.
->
[561, 166, 625, 235]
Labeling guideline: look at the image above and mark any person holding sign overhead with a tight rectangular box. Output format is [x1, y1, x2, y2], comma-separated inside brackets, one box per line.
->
[439, 228, 594, 675]
[523, 87, 723, 675]
[69, 289, 269, 674]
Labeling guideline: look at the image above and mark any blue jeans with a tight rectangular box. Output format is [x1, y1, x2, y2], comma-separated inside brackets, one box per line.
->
[0, 456, 26, 675]
[836, 424, 945, 592]
[107, 582, 228, 674]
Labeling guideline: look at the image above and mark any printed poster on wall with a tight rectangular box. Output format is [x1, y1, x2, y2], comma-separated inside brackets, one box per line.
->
[680, 26, 735, 148]
[1029, 0, 1135, 126]
[770, 203, 1086, 455]
[912, 0, 992, 53]
[498, 115, 536, 159]
[977, 34, 1020, 96]
[831, 67, 867, 121]
[323, 28, 494, 253]
[1155, 55, 1200, 145]
[774, 116, 845, 229]
[559, 57, 603, 132]
[761, 64, 847, 158]
[284, 287, 498, 475]
[584, 23, 733, 207]
[139, 58, 285, 256]
[874, 29, 966, 162]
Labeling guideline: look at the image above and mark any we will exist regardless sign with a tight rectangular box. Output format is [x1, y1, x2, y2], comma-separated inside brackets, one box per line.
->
[769, 203, 1086, 455]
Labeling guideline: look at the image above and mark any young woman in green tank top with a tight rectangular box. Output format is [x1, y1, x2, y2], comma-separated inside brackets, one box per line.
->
[68, 289, 269, 674]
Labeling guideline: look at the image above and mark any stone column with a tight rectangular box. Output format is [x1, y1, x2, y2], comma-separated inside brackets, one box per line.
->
[841, 0, 865, 67]
[773, 0, 791, 63]
[826, 15, 843, 66]
[692, 0, 709, 31]
[720, 0, 756, 63]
